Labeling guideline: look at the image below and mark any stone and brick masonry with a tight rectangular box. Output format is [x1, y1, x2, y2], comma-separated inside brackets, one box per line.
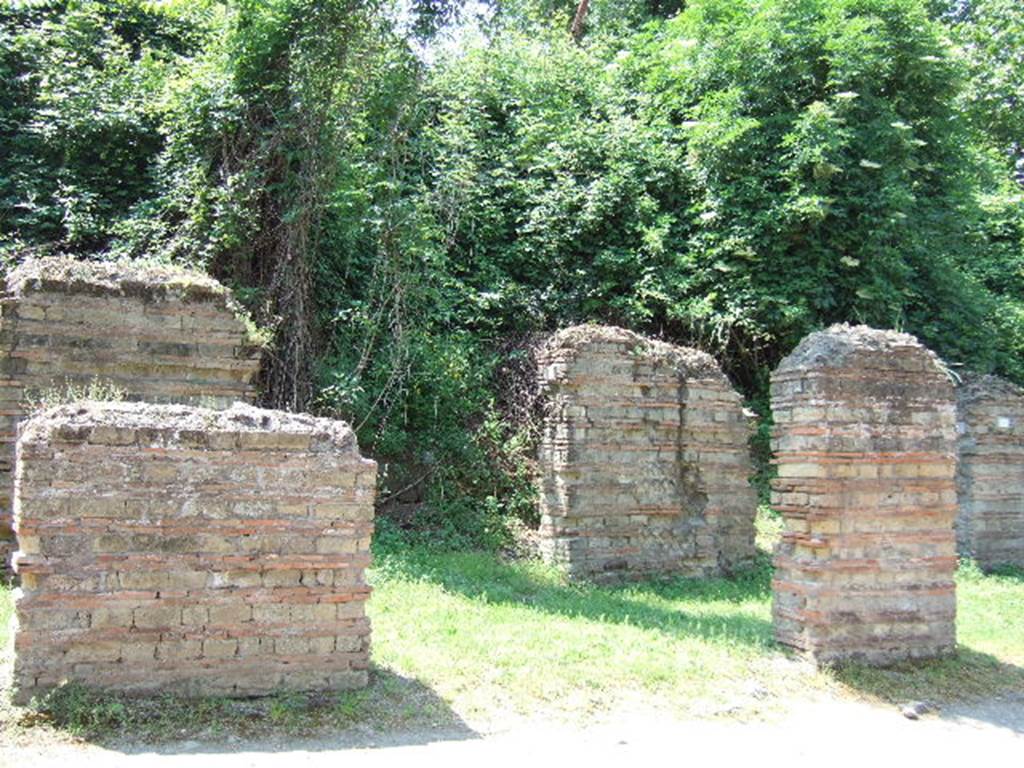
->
[956, 374, 1024, 569]
[0, 258, 262, 566]
[771, 324, 958, 665]
[11, 402, 376, 702]
[537, 325, 757, 581]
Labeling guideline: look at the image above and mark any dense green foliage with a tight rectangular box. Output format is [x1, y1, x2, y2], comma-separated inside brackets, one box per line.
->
[0, 0, 200, 253]
[945, 0, 1024, 381]
[423, 1, 1005, 389]
[1, 0, 1021, 546]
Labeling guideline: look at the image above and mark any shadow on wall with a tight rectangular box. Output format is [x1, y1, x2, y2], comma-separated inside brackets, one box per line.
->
[375, 546, 776, 650]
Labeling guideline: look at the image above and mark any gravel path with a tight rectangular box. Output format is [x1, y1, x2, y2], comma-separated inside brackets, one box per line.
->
[4, 692, 1022, 768]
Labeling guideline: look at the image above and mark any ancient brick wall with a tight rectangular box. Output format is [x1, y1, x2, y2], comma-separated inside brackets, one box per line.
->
[0, 258, 262, 565]
[537, 325, 756, 581]
[11, 402, 375, 702]
[771, 324, 958, 665]
[956, 374, 1024, 569]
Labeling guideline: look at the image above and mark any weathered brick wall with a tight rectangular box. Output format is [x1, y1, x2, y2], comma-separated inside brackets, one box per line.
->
[11, 402, 375, 702]
[956, 374, 1024, 569]
[771, 324, 958, 665]
[0, 258, 262, 566]
[537, 325, 756, 581]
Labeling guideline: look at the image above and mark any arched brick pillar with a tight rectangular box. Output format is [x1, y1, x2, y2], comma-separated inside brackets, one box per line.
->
[956, 374, 1024, 569]
[771, 324, 957, 664]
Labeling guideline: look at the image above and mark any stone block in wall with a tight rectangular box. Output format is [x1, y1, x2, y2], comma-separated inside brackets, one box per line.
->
[956, 374, 1024, 569]
[771, 324, 957, 665]
[536, 325, 757, 581]
[11, 402, 375, 702]
[0, 258, 263, 567]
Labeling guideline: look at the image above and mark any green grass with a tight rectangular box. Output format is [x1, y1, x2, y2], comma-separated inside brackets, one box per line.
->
[368, 546, 803, 722]
[1, 515, 1023, 743]
[368, 546, 1024, 721]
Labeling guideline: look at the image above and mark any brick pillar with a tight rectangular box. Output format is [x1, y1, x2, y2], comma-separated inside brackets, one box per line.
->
[0, 257, 262, 569]
[537, 325, 756, 581]
[771, 324, 957, 664]
[956, 374, 1024, 569]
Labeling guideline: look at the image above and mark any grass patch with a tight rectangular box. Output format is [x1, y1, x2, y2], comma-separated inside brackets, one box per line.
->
[367, 543, 805, 722]
[1, 512, 1022, 743]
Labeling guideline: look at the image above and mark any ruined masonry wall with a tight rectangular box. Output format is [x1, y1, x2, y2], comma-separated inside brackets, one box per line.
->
[537, 325, 756, 581]
[771, 324, 958, 665]
[956, 375, 1024, 569]
[0, 258, 262, 565]
[12, 402, 375, 702]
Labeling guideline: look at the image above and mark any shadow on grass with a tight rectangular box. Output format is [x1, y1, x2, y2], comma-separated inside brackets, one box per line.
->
[11, 665, 477, 751]
[374, 545, 775, 650]
[377, 545, 1024, 720]
[831, 647, 1024, 733]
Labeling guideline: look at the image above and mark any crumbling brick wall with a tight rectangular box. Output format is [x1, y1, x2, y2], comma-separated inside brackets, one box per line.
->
[956, 374, 1024, 569]
[537, 325, 756, 581]
[0, 258, 262, 565]
[11, 402, 375, 702]
[771, 324, 958, 665]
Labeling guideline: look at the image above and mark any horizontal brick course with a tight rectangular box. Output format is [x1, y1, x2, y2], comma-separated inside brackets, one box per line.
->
[11, 402, 376, 701]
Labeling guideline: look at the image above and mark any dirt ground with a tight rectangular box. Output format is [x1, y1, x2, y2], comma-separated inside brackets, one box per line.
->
[3, 691, 1022, 768]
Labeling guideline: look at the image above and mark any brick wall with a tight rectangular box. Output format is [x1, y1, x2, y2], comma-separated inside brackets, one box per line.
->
[0, 258, 262, 566]
[11, 402, 375, 702]
[537, 325, 756, 581]
[956, 374, 1024, 569]
[771, 324, 957, 665]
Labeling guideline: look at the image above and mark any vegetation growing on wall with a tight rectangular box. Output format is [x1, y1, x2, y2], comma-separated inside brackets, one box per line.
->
[1, 0, 1021, 547]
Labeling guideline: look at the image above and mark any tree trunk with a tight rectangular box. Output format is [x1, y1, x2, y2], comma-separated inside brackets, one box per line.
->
[571, 0, 590, 42]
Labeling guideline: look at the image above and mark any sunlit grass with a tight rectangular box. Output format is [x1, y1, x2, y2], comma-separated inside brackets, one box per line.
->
[368, 544, 806, 722]
[368, 511, 1024, 721]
